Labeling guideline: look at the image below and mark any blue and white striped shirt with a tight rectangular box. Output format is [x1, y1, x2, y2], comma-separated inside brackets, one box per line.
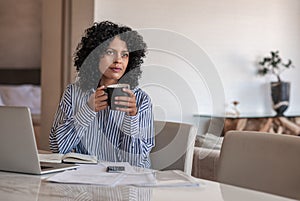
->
[49, 83, 154, 168]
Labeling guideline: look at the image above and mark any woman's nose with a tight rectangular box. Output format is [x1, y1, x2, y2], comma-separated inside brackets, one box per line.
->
[113, 52, 122, 62]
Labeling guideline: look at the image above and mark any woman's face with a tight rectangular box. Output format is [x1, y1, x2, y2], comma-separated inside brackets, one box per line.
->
[99, 36, 129, 85]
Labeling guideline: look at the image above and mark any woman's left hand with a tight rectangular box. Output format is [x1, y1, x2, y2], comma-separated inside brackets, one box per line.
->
[114, 88, 137, 116]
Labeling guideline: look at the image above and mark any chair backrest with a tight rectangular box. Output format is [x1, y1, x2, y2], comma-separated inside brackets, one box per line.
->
[217, 130, 300, 200]
[150, 121, 197, 175]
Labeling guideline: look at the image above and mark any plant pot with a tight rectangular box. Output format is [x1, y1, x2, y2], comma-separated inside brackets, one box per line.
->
[271, 81, 290, 116]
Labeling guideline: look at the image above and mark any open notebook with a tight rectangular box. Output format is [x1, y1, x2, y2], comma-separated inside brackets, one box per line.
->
[0, 106, 78, 174]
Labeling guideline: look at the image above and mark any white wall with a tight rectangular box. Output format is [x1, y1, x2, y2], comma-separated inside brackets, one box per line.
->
[94, 0, 300, 124]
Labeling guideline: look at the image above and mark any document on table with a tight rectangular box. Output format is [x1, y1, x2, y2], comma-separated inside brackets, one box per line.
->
[46, 162, 199, 187]
[152, 170, 199, 187]
[46, 162, 156, 186]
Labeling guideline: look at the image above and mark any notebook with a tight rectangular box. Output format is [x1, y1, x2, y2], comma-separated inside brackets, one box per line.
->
[0, 106, 78, 175]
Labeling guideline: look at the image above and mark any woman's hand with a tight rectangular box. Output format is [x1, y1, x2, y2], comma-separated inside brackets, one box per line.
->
[88, 85, 108, 112]
[115, 88, 137, 116]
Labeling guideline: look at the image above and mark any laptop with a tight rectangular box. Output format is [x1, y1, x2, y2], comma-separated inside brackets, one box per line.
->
[0, 106, 78, 175]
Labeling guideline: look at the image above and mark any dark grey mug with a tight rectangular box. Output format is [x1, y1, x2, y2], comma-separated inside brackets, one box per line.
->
[106, 84, 130, 110]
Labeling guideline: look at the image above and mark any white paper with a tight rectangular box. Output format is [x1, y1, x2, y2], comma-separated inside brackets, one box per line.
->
[38, 153, 64, 163]
[39, 153, 98, 164]
[46, 163, 199, 187]
[46, 163, 125, 186]
[153, 170, 200, 187]
[116, 172, 157, 186]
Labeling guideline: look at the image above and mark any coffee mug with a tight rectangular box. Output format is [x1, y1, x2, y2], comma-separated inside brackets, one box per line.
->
[106, 84, 130, 110]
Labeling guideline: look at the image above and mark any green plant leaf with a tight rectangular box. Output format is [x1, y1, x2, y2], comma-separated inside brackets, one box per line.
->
[257, 50, 294, 78]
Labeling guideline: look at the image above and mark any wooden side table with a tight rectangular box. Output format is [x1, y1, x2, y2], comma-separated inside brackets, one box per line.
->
[195, 114, 300, 137]
[223, 116, 300, 136]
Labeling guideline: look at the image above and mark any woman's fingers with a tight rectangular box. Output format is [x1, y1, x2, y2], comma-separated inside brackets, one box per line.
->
[91, 86, 137, 115]
[95, 86, 107, 98]
[95, 104, 108, 112]
[122, 88, 134, 97]
[114, 89, 137, 115]
[94, 85, 108, 112]
[114, 94, 135, 107]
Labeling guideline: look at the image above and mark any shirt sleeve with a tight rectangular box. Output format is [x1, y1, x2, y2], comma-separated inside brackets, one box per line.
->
[119, 90, 155, 168]
[49, 84, 97, 153]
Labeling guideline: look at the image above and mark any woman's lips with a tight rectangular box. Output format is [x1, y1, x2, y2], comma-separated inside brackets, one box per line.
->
[110, 67, 122, 73]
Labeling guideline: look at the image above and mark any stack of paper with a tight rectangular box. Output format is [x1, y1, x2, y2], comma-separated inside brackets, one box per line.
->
[46, 162, 199, 187]
[151, 170, 199, 187]
[46, 162, 155, 186]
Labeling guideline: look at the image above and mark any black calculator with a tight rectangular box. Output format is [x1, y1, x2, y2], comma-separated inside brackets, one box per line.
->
[106, 166, 125, 173]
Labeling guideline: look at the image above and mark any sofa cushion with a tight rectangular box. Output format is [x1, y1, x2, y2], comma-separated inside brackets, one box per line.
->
[0, 84, 41, 114]
[192, 147, 220, 181]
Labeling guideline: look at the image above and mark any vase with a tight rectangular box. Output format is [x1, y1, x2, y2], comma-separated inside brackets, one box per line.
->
[270, 81, 290, 116]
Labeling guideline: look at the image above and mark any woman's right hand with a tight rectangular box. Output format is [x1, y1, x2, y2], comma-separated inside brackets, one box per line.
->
[88, 85, 108, 112]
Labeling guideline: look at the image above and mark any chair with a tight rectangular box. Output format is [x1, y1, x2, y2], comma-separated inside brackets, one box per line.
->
[217, 130, 300, 200]
[150, 121, 197, 175]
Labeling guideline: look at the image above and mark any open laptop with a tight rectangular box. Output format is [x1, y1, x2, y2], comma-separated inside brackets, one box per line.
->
[0, 106, 78, 174]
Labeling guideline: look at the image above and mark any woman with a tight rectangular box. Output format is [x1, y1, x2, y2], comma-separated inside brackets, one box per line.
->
[49, 21, 154, 168]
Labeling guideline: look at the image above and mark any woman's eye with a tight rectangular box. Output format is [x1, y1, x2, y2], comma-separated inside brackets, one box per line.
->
[106, 50, 114, 55]
[122, 52, 129, 58]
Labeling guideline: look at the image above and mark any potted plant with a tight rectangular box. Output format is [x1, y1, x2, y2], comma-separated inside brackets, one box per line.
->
[258, 50, 294, 116]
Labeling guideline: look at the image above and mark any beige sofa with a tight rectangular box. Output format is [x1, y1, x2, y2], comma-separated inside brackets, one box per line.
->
[192, 147, 220, 181]
[191, 134, 223, 181]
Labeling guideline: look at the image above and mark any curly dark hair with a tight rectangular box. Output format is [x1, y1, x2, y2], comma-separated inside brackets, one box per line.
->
[74, 21, 147, 91]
